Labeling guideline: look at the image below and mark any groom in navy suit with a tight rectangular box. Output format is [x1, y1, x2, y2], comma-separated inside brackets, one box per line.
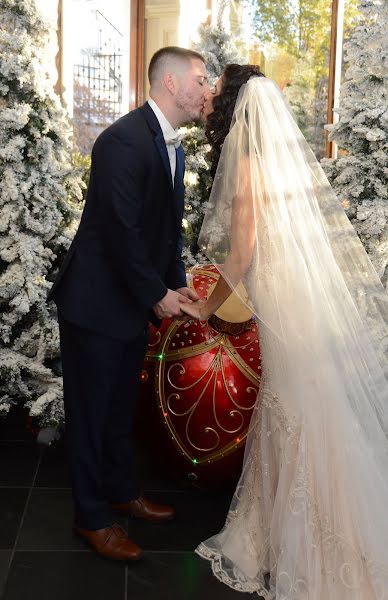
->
[48, 47, 209, 562]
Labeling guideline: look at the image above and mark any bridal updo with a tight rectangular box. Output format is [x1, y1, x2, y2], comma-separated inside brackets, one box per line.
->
[206, 64, 265, 178]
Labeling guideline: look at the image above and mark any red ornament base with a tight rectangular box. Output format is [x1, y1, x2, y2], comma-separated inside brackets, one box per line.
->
[137, 265, 262, 486]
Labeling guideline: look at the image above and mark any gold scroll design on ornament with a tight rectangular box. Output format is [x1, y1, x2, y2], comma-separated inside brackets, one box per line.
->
[147, 331, 161, 348]
[157, 338, 260, 465]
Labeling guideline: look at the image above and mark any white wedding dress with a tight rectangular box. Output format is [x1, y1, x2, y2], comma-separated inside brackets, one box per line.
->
[195, 77, 388, 599]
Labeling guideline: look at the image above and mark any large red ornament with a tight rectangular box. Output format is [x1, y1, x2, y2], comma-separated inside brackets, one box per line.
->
[138, 265, 262, 486]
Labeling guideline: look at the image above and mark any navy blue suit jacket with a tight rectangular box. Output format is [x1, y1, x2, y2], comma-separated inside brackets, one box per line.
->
[47, 103, 187, 340]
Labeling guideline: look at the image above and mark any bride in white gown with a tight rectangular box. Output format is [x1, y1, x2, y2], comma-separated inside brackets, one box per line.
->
[180, 64, 388, 599]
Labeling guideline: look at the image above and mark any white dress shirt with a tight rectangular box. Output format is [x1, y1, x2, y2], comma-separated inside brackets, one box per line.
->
[147, 98, 179, 185]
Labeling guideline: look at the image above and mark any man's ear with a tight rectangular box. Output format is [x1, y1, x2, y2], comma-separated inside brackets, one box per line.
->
[163, 72, 176, 96]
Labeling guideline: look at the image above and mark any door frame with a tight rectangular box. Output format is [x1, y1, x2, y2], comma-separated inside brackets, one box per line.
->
[130, 0, 145, 109]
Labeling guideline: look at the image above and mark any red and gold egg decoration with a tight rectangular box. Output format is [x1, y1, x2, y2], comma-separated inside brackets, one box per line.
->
[139, 264, 262, 485]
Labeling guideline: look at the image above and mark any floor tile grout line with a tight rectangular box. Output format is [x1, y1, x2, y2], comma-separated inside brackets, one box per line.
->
[134, 550, 196, 554]
[8, 548, 196, 554]
[124, 565, 128, 600]
[0, 486, 31, 490]
[0, 439, 35, 443]
[0, 486, 204, 493]
[6, 549, 91, 553]
[3, 449, 44, 594]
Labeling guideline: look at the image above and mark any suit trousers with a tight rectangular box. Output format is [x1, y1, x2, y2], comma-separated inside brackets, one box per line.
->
[58, 313, 149, 530]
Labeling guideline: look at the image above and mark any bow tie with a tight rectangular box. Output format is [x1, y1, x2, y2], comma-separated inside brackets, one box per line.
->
[164, 132, 185, 149]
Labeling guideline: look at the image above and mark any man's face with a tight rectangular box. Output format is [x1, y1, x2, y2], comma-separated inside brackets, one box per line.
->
[202, 76, 223, 119]
[174, 59, 209, 122]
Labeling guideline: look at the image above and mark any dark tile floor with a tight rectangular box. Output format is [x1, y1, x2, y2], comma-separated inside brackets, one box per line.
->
[0, 409, 262, 600]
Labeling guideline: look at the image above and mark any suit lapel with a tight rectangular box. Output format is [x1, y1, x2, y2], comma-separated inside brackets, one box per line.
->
[175, 145, 185, 184]
[154, 131, 173, 188]
[139, 102, 173, 189]
[173, 145, 185, 226]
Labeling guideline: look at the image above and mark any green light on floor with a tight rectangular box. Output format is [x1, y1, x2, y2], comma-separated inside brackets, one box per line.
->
[158, 353, 164, 360]
[192, 459, 198, 464]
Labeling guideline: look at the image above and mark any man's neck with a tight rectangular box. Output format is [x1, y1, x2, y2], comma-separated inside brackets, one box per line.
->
[149, 94, 182, 130]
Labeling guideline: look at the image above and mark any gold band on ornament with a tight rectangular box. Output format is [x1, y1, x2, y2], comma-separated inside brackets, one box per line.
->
[146, 320, 261, 386]
[146, 337, 221, 361]
[145, 316, 223, 361]
[223, 339, 261, 384]
[209, 313, 254, 336]
[187, 266, 219, 278]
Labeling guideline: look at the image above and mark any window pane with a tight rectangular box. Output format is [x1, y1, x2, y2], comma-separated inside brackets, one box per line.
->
[143, 0, 210, 100]
[35, 0, 60, 87]
[63, 0, 130, 155]
[238, 0, 332, 159]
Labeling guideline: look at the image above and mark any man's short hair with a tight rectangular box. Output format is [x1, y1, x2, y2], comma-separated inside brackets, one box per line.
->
[148, 46, 205, 85]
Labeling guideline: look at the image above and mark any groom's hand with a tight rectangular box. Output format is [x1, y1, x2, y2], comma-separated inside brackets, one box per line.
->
[175, 287, 200, 303]
[153, 289, 190, 319]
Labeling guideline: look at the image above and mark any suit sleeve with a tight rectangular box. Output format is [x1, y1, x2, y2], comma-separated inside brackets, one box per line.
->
[94, 132, 167, 310]
[165, 229, 187, 290]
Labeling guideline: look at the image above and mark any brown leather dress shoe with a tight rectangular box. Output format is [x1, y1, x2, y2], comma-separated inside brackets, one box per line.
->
[111, 496, 175, 523]
[73, 522, 143, 562]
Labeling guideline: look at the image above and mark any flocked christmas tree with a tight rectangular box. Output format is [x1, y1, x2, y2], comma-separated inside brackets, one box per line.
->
[322, 0, 388, 285]
[182, 1, 244, 265]
[0, 0, 84, 424]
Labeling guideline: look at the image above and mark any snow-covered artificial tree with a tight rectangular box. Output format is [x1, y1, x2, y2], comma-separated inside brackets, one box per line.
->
[0, 0, 84, 425]
[182, 2, 244, 265]
[322, 0, 388, 285]
[284, 52, 329, 160]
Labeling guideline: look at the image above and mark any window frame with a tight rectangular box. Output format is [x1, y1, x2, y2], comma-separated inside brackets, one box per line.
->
[54, 0, 342, 157]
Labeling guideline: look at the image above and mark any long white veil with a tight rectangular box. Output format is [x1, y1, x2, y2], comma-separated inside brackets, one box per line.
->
[196, 77, 388, 598]
[199, 76, 388, 455]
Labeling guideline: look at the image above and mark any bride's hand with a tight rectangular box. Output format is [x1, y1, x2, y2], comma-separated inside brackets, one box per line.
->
[179, 300, 210, 321]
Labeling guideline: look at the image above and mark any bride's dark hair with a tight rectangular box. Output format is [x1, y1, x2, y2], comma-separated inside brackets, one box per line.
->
[206, 64, 265, 177]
